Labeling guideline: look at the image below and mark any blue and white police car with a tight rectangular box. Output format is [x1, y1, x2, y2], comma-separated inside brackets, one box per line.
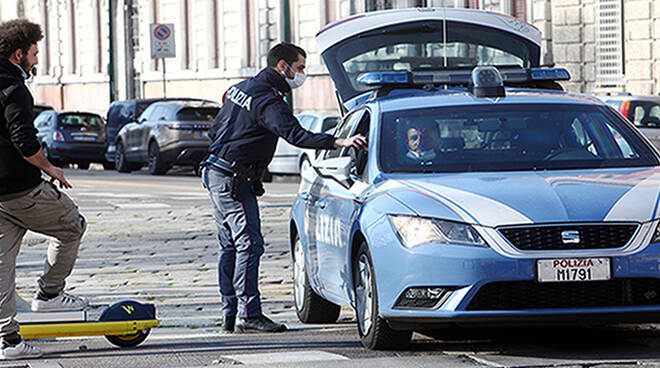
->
[289, 8, 660, 350]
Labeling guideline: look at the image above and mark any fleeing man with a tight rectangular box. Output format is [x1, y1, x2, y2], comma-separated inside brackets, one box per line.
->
[0, 19, 88, 360]
[202, 42, 366, 333]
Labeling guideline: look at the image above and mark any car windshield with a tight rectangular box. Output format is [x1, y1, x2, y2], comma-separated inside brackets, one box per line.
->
[59, 114, 104, 130]
[176, 107, 220, 121]
[379, 103, 658, 173]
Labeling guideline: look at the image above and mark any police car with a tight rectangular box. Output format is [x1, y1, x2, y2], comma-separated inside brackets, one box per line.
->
[289, 8, 660, 350]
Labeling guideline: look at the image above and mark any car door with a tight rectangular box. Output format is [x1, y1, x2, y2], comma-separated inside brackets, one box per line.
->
[123, 104, 154, 160]
[307, 109, 366, 299]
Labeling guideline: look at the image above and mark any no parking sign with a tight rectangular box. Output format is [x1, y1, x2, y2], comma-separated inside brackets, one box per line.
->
[150, 23, 175, 59]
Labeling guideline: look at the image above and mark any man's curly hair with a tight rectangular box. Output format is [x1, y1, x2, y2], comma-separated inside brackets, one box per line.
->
[0, 19, 43, 59]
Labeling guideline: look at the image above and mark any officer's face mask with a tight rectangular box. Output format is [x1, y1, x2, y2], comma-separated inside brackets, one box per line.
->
[285, 63, 307, 89]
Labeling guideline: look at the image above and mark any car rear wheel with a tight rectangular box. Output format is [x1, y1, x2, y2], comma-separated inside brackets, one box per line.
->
[77, 162, 90, 170]
[354, 241, 411, 350]
[293, 235, 340, 323]
[148, 141, 168, 175]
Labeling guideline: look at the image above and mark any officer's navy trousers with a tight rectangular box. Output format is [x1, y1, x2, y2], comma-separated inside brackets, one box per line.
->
[202, 167, 264, 319]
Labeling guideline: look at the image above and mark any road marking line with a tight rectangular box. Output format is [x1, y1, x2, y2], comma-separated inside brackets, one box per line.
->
[70, 179, 205, 191]
[115, 203, 171, 209]
[222, 351, 349, 365]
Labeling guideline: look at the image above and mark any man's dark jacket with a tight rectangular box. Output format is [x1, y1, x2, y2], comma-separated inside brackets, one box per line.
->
[208, 67, 336, 167]
[0, 58, 41, 195]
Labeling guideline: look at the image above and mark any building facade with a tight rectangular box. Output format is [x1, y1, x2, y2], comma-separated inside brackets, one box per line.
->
[1, 0, 658, 115]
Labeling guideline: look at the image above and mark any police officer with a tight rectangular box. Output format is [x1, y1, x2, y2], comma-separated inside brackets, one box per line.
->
[202, 42, 366, 333]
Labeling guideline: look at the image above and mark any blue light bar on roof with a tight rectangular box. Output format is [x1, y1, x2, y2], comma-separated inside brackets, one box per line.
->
[357, 72, 409, 86]
[530, 68, 570, 81]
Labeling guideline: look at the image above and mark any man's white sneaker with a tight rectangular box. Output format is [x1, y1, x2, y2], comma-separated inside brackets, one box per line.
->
[31, 292, 89, 312]
[0, 341, 42, 360]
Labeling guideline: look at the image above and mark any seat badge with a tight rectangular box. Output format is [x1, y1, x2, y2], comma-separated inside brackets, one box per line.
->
[561, 230, 580, 244]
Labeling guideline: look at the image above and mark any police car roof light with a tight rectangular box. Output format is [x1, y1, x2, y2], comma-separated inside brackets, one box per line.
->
[530, 68, 570, 81]
[357, 72, 409, 86]
[357, 67, 571, 89]
[471, 66, 505, 98]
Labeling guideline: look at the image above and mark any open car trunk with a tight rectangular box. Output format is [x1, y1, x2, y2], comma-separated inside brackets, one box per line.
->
[316, 8, 542, 110]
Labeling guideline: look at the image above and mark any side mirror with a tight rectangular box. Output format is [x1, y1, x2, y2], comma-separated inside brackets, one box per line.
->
[313, 156, 353, 186]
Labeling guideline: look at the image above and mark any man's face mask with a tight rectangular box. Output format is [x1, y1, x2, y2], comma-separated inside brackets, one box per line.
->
[285, 63, 306, 89]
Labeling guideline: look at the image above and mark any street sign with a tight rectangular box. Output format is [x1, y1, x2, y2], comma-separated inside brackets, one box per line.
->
[150, 23, 175, 59]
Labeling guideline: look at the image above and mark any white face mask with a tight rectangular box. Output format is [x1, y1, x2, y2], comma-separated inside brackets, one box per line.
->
[285, 64, 307, 89]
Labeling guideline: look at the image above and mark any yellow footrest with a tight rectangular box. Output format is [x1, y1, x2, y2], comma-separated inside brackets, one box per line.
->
[20, 319, 160, 339]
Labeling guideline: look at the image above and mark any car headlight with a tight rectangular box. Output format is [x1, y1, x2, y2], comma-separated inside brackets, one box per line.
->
[652, 222, 660, 243]
[388, 215, 487, 248]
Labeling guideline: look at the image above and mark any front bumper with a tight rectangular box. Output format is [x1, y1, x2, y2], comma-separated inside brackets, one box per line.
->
[365, 216, 660, 327]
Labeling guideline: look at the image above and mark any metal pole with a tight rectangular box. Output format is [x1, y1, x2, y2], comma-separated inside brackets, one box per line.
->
[108, 0, 116, 102]
[280, 0, 292, 109]
[162, 58, 166, 97]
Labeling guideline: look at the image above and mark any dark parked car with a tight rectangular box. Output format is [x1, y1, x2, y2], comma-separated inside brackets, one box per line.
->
[105, 98, 203, 162]
[115, 99, 220, 175]
[598, 93, 660, 149]
[34, 111, 109, 169]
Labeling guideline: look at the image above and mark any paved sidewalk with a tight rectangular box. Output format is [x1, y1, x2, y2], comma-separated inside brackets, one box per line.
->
[15, 186, 354, 335]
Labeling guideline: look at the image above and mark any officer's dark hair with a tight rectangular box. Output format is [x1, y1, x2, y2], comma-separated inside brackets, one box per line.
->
[0, 19, 43, 59]
[267, 42, 306, 68]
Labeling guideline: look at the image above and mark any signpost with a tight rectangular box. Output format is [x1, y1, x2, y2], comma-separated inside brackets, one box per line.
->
[150, 23, 175, 97]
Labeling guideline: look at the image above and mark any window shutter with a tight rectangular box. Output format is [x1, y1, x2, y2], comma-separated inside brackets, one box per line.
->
[596, 0, 624, 86]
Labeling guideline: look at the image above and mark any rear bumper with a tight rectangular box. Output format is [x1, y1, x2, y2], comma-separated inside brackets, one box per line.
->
[49, 142, 105, 162]
[160, 142, 209, 165]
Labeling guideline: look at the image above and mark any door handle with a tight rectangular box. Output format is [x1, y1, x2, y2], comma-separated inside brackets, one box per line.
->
[300, 192, 313, 202]
[315, 200, 327, 209]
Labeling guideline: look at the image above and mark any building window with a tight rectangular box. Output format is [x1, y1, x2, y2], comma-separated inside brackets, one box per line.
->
[596, 0, 624, 86]
[40, 0, 49, 73]
[96, 0, 103, 73]
[513, 0, 526, 22]
[69, 0, 77, 74]
[467, 0, 479, 8]
[17, 0, 25, 17]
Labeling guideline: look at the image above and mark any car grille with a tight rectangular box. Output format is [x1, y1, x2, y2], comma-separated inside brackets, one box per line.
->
[498, 224, 638, 251]
[466, 278, 660, 310]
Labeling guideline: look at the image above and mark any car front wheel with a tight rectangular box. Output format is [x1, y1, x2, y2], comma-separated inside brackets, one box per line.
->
[148, 141, 168, 175]
[115, 141, 133, 173]
[354, 241, 411, 350]
[293, 235, 340, 323]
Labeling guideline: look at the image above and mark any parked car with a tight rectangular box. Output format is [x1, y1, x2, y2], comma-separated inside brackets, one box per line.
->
[33, 103, 53, 118]
[267, 111, 340, 175]
[105, 98, 204, 163]
[291, 8, 660, 351]
[115, 99, 220, 175]
[598, 93, 660, 149]
[34, 110, 109, 169]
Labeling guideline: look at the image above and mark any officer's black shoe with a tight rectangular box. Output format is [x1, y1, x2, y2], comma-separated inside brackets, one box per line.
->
[222, 315, 236, 333]
[235, 315, 287, 333]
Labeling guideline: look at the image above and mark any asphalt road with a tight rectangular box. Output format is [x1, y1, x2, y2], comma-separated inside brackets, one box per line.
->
[8, 167, 660, 368]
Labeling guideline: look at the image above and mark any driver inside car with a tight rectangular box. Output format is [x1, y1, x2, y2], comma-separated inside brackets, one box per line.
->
[404, 120, 439, 161]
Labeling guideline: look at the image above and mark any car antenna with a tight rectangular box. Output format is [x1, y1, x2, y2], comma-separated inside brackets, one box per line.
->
[442, 1, 448, 90]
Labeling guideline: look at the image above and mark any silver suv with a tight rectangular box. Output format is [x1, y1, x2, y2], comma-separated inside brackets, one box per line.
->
[598, 93, 660, 150]
[115, 100, 220, 175]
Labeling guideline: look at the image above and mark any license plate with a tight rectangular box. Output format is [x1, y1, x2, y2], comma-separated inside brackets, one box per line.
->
[194, 131, 208, 139]
[72, 135, 97, 142]
[537, 258, 610, 282]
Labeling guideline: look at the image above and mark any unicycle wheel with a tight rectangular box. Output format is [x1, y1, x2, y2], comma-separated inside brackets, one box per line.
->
[105, 329, 150, 347]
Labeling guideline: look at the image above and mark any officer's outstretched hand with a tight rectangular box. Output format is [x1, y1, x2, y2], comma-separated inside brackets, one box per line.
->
[334, 134, 368, 150]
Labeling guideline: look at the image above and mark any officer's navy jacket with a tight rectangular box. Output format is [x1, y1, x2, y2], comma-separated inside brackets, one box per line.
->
[208, 67, 336, 167]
